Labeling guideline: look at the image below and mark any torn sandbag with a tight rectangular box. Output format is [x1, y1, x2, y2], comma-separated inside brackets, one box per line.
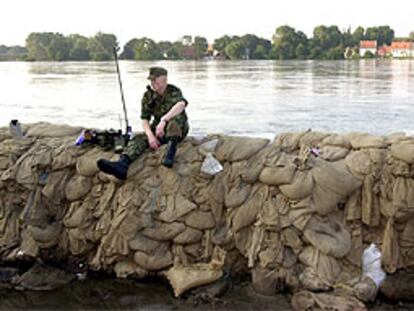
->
[165, 247, 226, 297]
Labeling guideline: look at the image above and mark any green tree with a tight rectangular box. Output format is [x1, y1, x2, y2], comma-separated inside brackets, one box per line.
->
[366, 26, 394, 45]
[26, 32, 55, 61]
[47, 33, 70, 61]
[252, 44, 269, 59]
[352, 26, 365, 46]
[169, 41, 185, 60]
[311, 25, 344, 59]
[225, 40, 245, 60]
[213, 35, 233, 58]
[68, 34, 90, 60]
[88, 32, 118, 61]
[133, 38, 162, 60]
[410, 31, 414, 41]
[272, 26, 308, 59]
[120, 38, 139, 60]
[193, 36, 208, 59]
[158, 41, 173, 59]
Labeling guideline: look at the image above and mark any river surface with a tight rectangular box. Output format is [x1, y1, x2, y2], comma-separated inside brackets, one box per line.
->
[1, 60, 414, 138]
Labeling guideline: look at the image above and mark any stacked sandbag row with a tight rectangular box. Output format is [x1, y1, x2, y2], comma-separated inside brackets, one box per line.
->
[0, 123, 414, 306]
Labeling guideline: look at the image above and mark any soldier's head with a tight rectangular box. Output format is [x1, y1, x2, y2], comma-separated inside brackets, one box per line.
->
[148, 67, 168, 94]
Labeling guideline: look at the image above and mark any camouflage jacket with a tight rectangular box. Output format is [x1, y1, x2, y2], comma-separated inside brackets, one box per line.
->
[141, 84, 189, 128]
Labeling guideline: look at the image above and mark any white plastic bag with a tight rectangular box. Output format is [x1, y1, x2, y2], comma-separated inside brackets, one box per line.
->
[201, 153, 223, 175]
[362, 243, 386, 287]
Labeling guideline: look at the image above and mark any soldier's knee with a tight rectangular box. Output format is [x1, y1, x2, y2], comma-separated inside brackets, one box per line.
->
[166, 119, 183, 138]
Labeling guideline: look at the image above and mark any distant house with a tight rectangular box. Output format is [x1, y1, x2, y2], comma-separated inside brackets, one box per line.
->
[390, 41, 413, 58]
[359, 40, 377, 57]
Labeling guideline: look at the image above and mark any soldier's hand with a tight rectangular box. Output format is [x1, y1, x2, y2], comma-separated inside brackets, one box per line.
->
[156, 120, 166, 138]
[148, 135, 160, 150]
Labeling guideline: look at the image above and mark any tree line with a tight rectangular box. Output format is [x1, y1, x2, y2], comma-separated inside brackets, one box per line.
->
[1, 26, 413, 61]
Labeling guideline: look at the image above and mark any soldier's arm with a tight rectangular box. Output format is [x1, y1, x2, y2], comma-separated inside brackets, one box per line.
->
[142, 119, 160, 150]
[160, 101, 186, 123]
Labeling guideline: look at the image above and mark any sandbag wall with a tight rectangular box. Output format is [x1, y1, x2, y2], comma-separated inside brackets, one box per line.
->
[0, 122, 414, 298]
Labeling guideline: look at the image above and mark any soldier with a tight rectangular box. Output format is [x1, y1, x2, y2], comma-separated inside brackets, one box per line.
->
[97, 67, 189, 180]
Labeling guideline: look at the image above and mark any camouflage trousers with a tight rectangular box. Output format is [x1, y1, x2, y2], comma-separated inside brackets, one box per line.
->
[123, 115, 189, 162]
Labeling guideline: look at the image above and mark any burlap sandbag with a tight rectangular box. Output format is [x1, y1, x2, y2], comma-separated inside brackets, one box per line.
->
[142, 221, 186, 241]
[65, 175, 92, 201]
[28, 223, 61, 246]
[185, 211, 215, 230]
[354, 276, 378, 302]
[114, 260, 148, 279]
[165, 248, 226, 297]
[303, 215, 351, 258]
[311, 160, 361, 215]
[381, 217, 399, 273]
[274, 132, 305, 152]
[321, 134, 351, 149]
[298, 267, 332, 291]
[299, 131, 329, 149]
[173, 227, 203, 244]
[232, 185, 267, 232]
[298, 246, 341, 284]
[241, 145, 272, 184]
[347, 132, 386, 149]
[215, 135, 269, 162]
[157, 194, 196, 223]
[385, 132, 409, 145]
[224, 184, 251, 209]
[0, 155, 9, 170]
[129, 233, 166, 253]
[361, 175, 380, 226]
[15, 154, 38, 187]
[345, 150, 372, 178]
[390, 141, 414, 164]
[393, 176, 414, 212]
[165, 263, 223, 297]
[25, 122, 82, 137]
[134, 243, 173, 271]
[76, 148, 113, 177]
[279, 170, 313, 200]
[320, 146, 350, 161]
[259, 165, 296, 185]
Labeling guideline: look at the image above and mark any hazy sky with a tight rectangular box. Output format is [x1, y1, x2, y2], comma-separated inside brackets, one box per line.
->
[2, 0, 413, 46]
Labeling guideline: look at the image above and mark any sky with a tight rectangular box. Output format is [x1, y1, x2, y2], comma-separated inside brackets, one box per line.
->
[1, 0, 413, 47]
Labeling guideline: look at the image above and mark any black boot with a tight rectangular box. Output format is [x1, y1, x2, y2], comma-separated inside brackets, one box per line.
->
[162, 138, 178, 168]
[97, 154, 131, 180]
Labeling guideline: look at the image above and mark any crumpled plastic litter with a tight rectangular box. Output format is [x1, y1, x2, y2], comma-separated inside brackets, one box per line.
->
[201, 153, 223, 176]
